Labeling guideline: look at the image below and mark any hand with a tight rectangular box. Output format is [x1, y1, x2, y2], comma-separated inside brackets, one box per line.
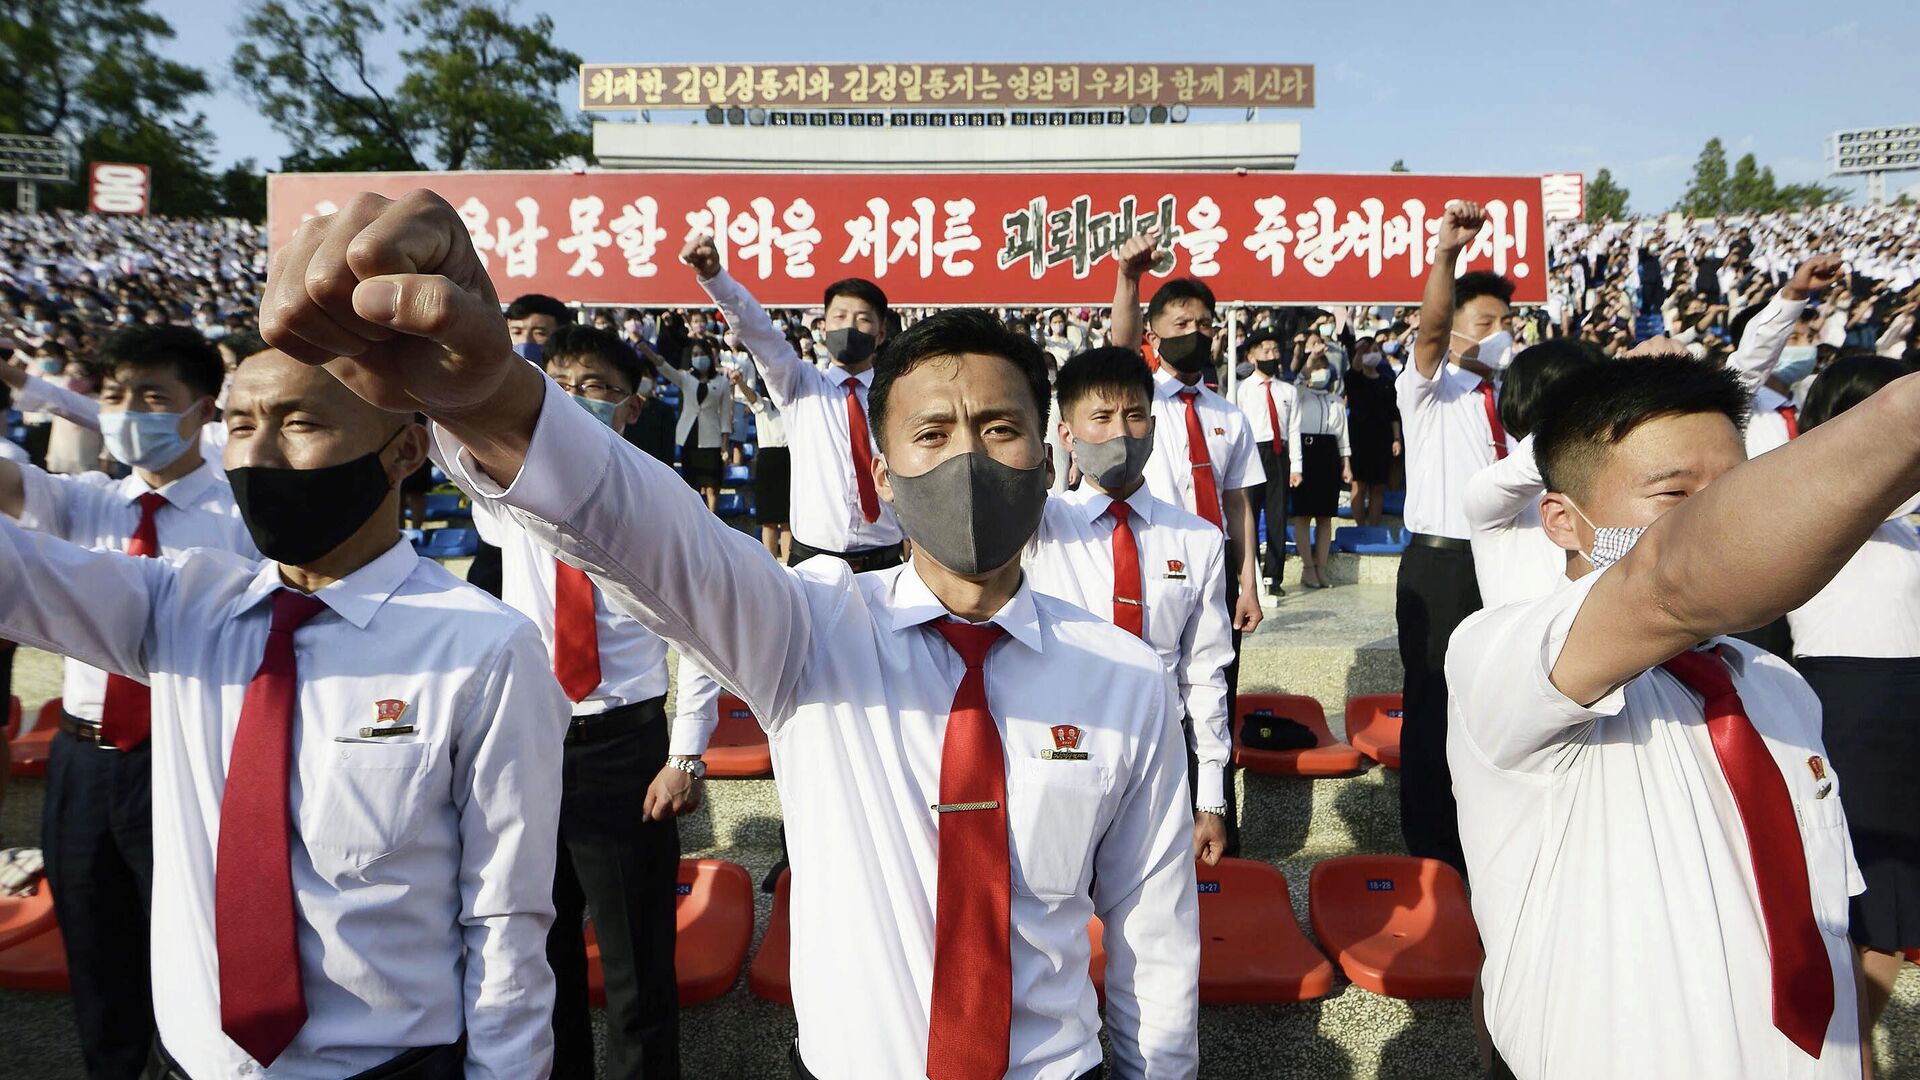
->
[1233, 589, 1263, 632]
[0, 361, 25, 392]
[1342, 462, 1354, 485]
[1116, 229, 1162, 282]
[1622, 334, 1690, 360]
[259, 189, 516, 418]
[723, 367, 744, 387]
[1289, 472, 1303, 488]
[680, 232, 723, 280]
[1437, 201, 1487, 255]
[1783, 253, 1843, 301]
[642, 765, 705, 821]
[1390, 438, 1402, 457]
[1192, 812, 1227, 866]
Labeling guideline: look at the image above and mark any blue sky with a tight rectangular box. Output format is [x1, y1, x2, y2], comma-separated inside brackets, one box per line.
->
[148, 0, 1920, 210]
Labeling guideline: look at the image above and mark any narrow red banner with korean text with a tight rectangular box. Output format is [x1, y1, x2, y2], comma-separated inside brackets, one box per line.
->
[268, 171, 1547, 307]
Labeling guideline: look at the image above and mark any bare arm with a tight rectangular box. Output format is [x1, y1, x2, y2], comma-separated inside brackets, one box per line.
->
[1107, 231, 1160, 354]
[0, 459, 22, 521]
[1223, 487, 1262, 632]
[1413, 201, 1489, 380]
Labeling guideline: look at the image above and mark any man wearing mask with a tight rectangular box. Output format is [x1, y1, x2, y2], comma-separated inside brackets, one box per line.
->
[507, 293, 571, 349]
[680, 234, 907, 571]
[1725, 254, 1846, 459]
[0, 346, 567, 1079]
[1231, 328, 1294, 597]
[267, 188, 1200, 1080]
[0, 324, 254, 1079]
[1395, 201, 1512, 875]
[1024, 347, 1234, 867]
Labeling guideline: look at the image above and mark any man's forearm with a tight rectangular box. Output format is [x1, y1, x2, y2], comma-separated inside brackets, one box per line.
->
[428, 360, 548, 491]
[1110, 272, 1143, 352]
[1226, 489, 1259, 585]
[1413, 249, 1462, 379]
[699, 270, 808, 402]
[0, 459, 23, 521]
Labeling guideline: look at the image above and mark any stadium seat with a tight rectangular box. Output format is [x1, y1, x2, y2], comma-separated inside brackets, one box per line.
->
[429, 465, 450, 486]
[0, 887, 55, 950]
[1344, 693, 1404, 769]
[420, 527, 480, 560]
[1333, 526, 1407, 554]
[1231, 694, 1366, 777]
[748, 868, 793, 1004]
[722, 464, 752, 486]
[1308, 855, 1482, 999]
[714, 492, 751, 518]
[1383, 490, 1406, 517]
[4, 695, 18, 741]
[9, 700, 61, 778]
[584, 859, 755, 1007]
[705, 694, 773, 779]
[0, 916, 69, 992]
[424, 491, 471, 521]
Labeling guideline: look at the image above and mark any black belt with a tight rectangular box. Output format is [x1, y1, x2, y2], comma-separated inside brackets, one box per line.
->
[789, 1044, 1102, 1080]
[565, 695, 665, 744]
[147, 1036, 466, 1080]
[1406, 532, 1473, 553]
[59, 713, 129, 750]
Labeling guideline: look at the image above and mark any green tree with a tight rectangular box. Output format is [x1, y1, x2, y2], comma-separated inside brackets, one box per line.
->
[1726, 153, 1775, 213]
[1585, 168, 1630, 222]
[1773, 179, 1850, 210]
[1677, 137, 1730, 217]
[1390, 159, 1409, 173]
[233, 0, 590, 173]
[215, 160, 269, 222]
[0, 0, 219, 215]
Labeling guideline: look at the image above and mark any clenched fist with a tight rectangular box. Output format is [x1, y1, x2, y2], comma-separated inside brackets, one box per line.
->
[1784, 253, 1844, 301]
[681, 232, 723, 280]
[1116, 229, 1164, 281]
[1437, 201, 1487, 255]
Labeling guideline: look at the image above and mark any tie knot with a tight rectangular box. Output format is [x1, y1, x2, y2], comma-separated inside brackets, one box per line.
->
[1661, 647, 1737, 701]
[843, 377, 860, 391]
[1178, 388, 1199, 401]
[269, 589, 328, 634]
[1107, 500, 1131, 523]
[135, 491, 167, 514]
[935, 620, 1004, 670]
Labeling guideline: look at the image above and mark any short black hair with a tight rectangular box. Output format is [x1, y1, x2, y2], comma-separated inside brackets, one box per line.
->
[1454, 271, 1516, 310]
[868, 309, 1051, 453]
[94, 324, 224, 400]
[1534, 356, 1749, 500]
[544, 324, 645, 392]
[1801, 353, 1915, 432]
[505, 293, 572, 325]
[823, 278, 890, 321]
[1055, 346, 1153, 418]
[1499, 339, 1605, 439]
[1146, 278, 1216, 326]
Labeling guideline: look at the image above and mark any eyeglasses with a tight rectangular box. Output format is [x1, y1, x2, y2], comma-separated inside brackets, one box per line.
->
[552, 378, 630, 398]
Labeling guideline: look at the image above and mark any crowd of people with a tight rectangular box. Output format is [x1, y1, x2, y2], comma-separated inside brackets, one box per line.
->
[0, 189, 1916, 1080]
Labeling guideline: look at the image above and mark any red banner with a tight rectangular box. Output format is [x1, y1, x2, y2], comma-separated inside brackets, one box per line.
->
[268, 171, 1547, 307]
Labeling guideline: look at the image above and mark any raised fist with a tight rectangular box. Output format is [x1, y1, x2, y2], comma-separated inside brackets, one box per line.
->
[680, 232, 723, 280]
[1117, 230, 1163, 281]
[1438, 201, 1487, 255]
[1785, 253, 1844, 301]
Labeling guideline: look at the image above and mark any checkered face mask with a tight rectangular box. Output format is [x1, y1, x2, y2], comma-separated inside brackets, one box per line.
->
[1567, 498, 1646, 573]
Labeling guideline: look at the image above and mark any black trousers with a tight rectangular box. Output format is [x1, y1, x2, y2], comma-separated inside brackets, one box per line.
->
[146, 1037, 466, 1079]
[1252, 443, 1290, 585]
[1216, 569, 1245, 856]
[44, 723, 155, 1080]
[786, 538, 904, 574]
[465, 540, 504, 598]
[548, 698, 682, 1080]
[1394, 542, 1482, 876]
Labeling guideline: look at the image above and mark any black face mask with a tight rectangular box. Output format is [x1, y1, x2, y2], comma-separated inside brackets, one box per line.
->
[228, 433, 399, 565]
[1157, 331, 1212, 373]
[823, 327, 876, 366]
[1254, 358, 1281, 376]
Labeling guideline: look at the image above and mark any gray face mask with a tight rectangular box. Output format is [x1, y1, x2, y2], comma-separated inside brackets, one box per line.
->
[884, 451, 1047, 576]
[1072, 431, 1154, 491]
[1567, 498, 1646, 573]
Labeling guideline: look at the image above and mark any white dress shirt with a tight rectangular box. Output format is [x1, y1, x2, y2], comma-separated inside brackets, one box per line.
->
[434, 377, 1200, 1080]
[667, 367, 729, 449]
[0, 529, 567, 1080]
[1727, 292, 1807, 459]
[699, 270, 903, 552]
[1287, 386, 1350, 462]
[1789, 496, 1920, 658]
[1395, 357, 1499, 540]
[1024, 485, 1233, 808]
[669, 651, 723, 758]
[1142, 370, 1265, 527]
[463, 489, 668, 716]
[14, 460, 256, 721]
[13, 370, 229, 461]
[1463, 436, 1567, 608]
[0, 438, 28, 463]
[1447, 570, 1865, 1080]
[1232, 371, 1295, 453]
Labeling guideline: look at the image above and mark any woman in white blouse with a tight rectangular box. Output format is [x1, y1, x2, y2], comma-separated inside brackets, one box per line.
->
[1287, 354, 1351, 588]
[1788, 353, 1920, 1045]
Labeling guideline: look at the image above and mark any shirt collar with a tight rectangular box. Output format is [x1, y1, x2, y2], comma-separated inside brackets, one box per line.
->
[881, 559, 1045, 654]
[837, 366, 876, 390]
[125, 458, 218, 507]
[1062, 483, 1158, 527]
[238, 536, 421, 631]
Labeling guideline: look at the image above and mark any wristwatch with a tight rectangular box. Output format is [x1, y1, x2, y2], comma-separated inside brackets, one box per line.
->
[667, 756, 707, 781]
[1196, 805, 1228, 818]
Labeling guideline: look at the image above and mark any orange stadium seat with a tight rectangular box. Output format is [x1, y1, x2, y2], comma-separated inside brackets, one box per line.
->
[0, 917, 70, 993]
[1309, 855, 1482, 999]
[0, 887, 56, 951]
[1231, 694, 1366, 778]
[8, 699, 61, 778]
[585, 859, 755, 1007]
[705, 694, 773, 780]
[1091, 858, 1336, 1004]
[1344, 694, 1405, 769]
[748, 868, 793, 1004]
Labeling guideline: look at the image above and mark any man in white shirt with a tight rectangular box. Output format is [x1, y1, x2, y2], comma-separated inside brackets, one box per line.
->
[265, 189, 1201, 1080]
[458, 323, 698, 1080]
[1025, 346, 1234, 864]
[681, 235, 906, 572]
[0, 347, 567, 1079]
[1231, 329, 1294, 597]
[1394, 201, 1513, 874]
[0, 324, 254, 1078]
[1446, 350, 1916, 1079]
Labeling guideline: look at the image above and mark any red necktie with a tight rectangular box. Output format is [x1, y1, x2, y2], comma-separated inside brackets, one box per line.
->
[1778, 404, 1800, 440]
[99, 491, 167, 750]
[844, 377, 880, 524]
[1263, 381, 1284, 458]
[1475, 381, 1509, 460]
[1661, 647, 1834, 1058]
[1109, 501, 1144, 639]
[1178, 389, 1224, 529]
[926, 620, 1012, 1080]
[553, 560, 601, 703]
[218, 588, 329, 1067]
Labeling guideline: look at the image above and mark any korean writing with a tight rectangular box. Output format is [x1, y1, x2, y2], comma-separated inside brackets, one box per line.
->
[998, 194, 1181, 279]
[840, 197, 984, 278]
[1242, 195, 1532, 282]
[692, 196, 825, 280]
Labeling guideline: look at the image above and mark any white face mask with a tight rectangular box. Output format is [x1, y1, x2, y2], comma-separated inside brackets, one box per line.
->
[1307, 369, 1331, 390]
[1566, 498, 1645, 573]
[1474, 329, 1515, 370]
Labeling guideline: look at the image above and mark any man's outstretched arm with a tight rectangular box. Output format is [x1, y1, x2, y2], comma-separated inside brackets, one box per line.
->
[680, 234, 815, 406]
[1411, 201, 1487, 381]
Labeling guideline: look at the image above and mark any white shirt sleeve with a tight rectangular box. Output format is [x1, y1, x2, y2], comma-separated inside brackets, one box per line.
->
[670, 651, 723, 757]
[1463, 435, 1545, 535]
[451, 620, 567, 1079]
[13, 372, 103, 430]
[1286, 395, 1304, 465]
[1217, 410, 1265, 490]
[432, 376, 818, 733]
[0, 509, 159, 681]
[700, 270, 819, 409]
[1179, 530, 1233, 809]
[1726, 292, 1807, 396]
[1090, 668, 1201, 1077]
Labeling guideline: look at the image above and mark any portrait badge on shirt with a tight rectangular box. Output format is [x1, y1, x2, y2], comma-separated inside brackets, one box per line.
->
[1164, 559, 1187, 580]
[1041, 724, 1089, 761]
[359, 698, 416, 739]
[1807, 755, 1832, 798]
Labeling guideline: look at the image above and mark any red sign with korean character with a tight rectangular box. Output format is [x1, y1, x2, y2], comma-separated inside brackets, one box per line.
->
[268, 171, 1548, 306]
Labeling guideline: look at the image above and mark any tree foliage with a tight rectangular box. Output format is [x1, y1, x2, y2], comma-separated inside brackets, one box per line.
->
[1389, 159, 1409, 173]
[1677, 139, 1849, 216]
[1677, 138, 1729, 217]
[1584, 168, 1630, 222]
[233, 0, 591, 174]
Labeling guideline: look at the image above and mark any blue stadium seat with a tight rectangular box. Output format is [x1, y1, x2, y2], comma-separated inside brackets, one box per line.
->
[1335, 526, 1409, 555]
[430, 465, 450, 486]
[722, 464, 752, 485]
[1633, 314, 1665, 342]
[401, 527, 425, 548]
[425, 492, 471, 521]
[714, 492, 751, 519]
[421, 527, 480, 559]
[1383, 490, 1406, 517]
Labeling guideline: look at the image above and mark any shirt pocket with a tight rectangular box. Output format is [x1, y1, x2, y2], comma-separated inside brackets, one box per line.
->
[1143, 580, 1199, 646]
[1006, 756, 1112, 901]
[304, 739, 435, 871]
[1797, 795, 1853, 938]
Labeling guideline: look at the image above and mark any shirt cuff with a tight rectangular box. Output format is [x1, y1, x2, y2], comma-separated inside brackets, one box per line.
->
[668, 716, 717, 757]
[432, 377, 614, 526]
[1195, 764, 1226, 810]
